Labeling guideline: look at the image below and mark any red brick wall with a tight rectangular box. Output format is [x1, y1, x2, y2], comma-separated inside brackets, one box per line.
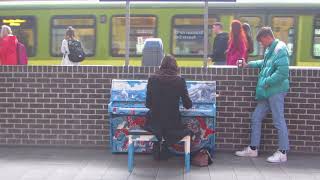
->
[0, 66, 319, 153]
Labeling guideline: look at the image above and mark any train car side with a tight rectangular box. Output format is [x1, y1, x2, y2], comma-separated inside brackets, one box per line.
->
[0, 2, 319, 66]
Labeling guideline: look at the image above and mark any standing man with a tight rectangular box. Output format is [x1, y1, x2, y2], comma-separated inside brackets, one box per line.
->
[235, 27, 290, 163]
[209, 22, 229, 65]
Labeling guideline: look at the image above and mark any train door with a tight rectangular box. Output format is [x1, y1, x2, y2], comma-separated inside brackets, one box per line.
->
[313, 15, 320, 58]
[110, 15, 157, 57]
[237, 15, 266, 61]
[269, 15, 297, 65]
[171, 15, 218, 57]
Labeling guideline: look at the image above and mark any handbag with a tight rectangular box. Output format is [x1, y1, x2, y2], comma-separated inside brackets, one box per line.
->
[191, 149, 213, 167]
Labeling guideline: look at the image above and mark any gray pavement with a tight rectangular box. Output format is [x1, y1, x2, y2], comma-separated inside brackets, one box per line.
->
[0, 146, 319, 180]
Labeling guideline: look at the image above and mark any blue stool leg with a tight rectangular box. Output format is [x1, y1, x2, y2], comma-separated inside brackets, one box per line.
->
[184, 136, 191, 173]
[128, 135, 134, 172]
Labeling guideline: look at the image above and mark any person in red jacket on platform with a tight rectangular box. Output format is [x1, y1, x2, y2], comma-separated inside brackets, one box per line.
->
[226, 20, 248, 65]
[0, 25, 18, 65]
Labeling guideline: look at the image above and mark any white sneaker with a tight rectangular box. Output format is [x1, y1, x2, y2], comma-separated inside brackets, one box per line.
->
[267, 151, 287, 163]
[235, 146, 258, 157]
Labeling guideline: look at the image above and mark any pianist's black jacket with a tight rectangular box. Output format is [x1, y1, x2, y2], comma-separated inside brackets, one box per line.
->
[145, 72, 193, 145]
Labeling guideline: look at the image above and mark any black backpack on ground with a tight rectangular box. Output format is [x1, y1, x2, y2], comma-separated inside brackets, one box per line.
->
[67, 39, 85, 62]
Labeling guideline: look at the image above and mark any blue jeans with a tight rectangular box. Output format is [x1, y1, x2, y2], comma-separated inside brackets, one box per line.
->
[250, 93, 290, 150]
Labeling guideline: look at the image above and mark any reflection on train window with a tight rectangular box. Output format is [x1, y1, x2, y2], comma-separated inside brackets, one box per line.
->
[111, 15, 157, 57]
[0, 16, 36, 57]
[51, 15, 96, 57]
[272, 16, 295, 58]
[238, 16, 263, 57]
[313, 15, 320, 58]
[172, 15, 218, 56]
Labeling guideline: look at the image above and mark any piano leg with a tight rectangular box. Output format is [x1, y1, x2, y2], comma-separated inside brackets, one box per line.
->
[128, 135, 134, 172]
[184, 135, 191, 173]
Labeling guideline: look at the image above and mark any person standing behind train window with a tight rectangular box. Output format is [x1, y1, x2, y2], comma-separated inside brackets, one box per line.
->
[61, 26, 80, 66]
[0, 25, 18, 65]
[209, 22, 229, 65]
[235, 27, 290, 163]
[226, 20, 247, 65]
[243, 23, 254, 60]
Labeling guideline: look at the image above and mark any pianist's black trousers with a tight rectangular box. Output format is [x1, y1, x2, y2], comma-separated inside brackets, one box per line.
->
[144, 114, 193, 145]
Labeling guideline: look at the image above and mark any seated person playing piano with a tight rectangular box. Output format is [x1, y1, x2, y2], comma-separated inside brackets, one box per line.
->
[144, 54, 193, 160]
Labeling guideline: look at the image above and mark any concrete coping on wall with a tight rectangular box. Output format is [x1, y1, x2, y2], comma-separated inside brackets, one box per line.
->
[2, 65, 320, 70]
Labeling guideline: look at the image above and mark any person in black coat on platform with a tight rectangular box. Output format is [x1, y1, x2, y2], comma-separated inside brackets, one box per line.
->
[209, 22, 229, 65]
[145, 55, 193, 160]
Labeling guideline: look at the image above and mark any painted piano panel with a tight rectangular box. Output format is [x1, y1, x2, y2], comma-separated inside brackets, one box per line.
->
[108, 79, 216, 154]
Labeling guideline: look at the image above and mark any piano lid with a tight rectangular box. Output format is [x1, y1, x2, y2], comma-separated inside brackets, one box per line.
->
[110, 79, 216, 103]
[108, 79, 216, 117]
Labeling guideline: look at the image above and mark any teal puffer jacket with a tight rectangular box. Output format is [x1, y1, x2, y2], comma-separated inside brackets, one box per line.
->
[248, 39, 290, 100]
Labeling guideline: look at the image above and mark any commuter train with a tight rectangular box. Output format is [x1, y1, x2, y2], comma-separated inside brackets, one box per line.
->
[0, 1, 320, 66]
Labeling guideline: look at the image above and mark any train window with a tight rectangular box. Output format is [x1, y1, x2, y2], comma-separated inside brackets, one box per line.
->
[0, 16, 37, 57]
[50, 15, 96, 57]
[111, 15, 157, 57]
[313, 16, 320, 58]
[171, 15, 218, 57]
[271, 17, 295, 58]
[238, 16, 264, 58]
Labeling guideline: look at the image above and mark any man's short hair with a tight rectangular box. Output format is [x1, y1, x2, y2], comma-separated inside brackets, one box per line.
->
[256, 27, 275, 41]
[213, 22, 223, 29]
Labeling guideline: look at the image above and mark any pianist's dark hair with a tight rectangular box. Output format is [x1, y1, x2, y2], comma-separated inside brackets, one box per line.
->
[157, 54, 179, 76]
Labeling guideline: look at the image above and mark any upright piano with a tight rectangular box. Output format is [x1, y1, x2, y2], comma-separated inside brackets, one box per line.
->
[108, 79, 216, 154]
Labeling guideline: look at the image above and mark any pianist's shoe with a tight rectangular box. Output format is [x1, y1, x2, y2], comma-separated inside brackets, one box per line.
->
[152, 142, 161, 161]
[159, 142, 173, 161]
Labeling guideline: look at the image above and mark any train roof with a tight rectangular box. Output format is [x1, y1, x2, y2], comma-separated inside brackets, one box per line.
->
[0, 1, 319, 10]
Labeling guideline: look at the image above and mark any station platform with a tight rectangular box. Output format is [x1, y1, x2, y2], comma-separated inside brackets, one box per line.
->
[0, 146, 319, 180]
